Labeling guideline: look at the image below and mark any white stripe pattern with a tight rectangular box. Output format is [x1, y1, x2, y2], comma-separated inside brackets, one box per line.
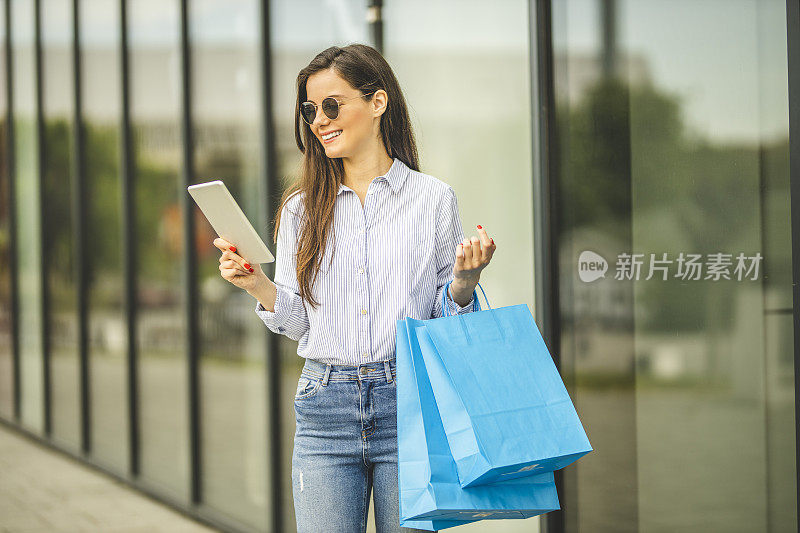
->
[255, 157, 477, 365]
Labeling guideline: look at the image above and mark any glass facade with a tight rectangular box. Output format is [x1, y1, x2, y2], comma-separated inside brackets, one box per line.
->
[80, 0, 129, 472]
[129, 0, 188, 500]
[383, 0, 536, 319]
[41, 0, 79, 453]
[190, 1, 269, 527]
[552, 0, 796, 531]
[12, 0, 43, 435]
[0, 1, 797, 532]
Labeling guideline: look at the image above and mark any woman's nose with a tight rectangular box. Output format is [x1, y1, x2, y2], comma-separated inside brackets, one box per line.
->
[314, 111, 330, 127]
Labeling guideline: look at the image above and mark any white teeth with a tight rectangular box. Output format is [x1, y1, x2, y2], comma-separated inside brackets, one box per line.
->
[322, 130, 342, 140]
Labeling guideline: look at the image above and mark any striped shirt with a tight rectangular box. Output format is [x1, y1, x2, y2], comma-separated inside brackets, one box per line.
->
[254, 157, 477, 365]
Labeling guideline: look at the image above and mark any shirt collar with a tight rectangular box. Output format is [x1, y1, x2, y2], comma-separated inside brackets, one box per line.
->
[337, 157, 409, 196]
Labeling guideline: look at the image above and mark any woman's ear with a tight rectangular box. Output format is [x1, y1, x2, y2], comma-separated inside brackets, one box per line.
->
[372, 89, 389, 118]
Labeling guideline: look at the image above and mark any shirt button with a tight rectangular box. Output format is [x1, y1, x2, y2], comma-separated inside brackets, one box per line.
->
[361, 309, 367, 315]
[358, 267, 364, 274]
[359, 228, 365, 235]
[362, 352, 369, 358]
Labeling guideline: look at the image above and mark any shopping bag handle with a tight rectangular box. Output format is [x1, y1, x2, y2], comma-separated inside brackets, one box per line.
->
[441, 279, 506, 343]
[441, 279, 491, 318]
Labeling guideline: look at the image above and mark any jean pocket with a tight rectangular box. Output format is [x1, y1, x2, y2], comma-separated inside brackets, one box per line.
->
[294, 375, 322, 400]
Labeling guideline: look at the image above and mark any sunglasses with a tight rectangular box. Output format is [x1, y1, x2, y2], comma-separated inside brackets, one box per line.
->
[300, 91, 376, 125]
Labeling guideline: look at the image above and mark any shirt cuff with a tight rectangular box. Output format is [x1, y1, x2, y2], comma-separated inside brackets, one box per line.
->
[254, 285, 292, 333]
[447, 284, 476, 315]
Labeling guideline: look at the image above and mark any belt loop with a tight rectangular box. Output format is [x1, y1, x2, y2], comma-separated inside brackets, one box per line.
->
[322, 363, 332, 386]
[384, 360, 392, 383]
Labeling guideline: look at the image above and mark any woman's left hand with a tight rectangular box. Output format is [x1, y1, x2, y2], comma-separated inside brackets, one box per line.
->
[454, 225, 496, 280]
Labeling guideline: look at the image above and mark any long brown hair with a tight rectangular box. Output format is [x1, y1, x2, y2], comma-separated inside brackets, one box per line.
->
[272, 44, 420, 309]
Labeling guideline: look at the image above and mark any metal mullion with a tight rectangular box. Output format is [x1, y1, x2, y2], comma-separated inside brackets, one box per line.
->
[5, 0, 20, 424]
[258, 1, 282, 530]
[180, 0, 201, 505]
[71, 0, 90, 456]
[367, 0, 383, 53]
[530, 0, 564, 532]
[118, 0, 138, 479]
[786, 0, 800, 528]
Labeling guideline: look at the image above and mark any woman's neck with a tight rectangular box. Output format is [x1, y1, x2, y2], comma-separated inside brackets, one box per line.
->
[342, 149, 394, 191]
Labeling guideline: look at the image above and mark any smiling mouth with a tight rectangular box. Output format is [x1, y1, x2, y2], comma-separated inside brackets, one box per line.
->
[321, 130, 342, 142]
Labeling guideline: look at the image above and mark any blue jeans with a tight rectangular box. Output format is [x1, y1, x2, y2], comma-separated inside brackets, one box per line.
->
[292, 357, 431, 533]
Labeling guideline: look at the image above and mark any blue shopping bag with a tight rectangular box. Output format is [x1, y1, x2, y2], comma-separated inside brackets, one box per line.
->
[396, 316, 560, 531]
[419, 281, 592, 488]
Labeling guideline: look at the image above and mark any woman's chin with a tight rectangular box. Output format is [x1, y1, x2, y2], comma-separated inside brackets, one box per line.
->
[324, 145, 345, 158]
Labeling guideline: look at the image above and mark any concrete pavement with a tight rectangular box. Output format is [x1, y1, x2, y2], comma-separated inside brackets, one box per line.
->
[0, 423, 217, 533]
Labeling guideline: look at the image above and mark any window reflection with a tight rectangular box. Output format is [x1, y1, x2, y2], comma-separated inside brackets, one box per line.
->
[12, 0, 44, 434]
[129, 0, 188, 501]
[384, 0, 536, 318]
[42, 0, 80, 450]
[80, 0, 128, 472]
[553, 1, 795, 531]
[191, 1, 267, 527]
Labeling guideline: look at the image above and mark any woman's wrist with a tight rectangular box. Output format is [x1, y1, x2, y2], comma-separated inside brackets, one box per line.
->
[248, 275, 277, 311]
[449, 275, 478, 308]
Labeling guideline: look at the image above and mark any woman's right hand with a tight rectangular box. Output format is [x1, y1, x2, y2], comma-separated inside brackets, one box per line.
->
[213, 237, 269, 293]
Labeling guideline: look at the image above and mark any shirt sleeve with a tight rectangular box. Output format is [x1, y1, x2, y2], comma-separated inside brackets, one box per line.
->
[254, 196, 310, 341]
[430, 186, 477, 319]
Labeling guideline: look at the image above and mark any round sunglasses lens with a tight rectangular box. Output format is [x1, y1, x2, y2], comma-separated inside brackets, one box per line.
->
[301, 103, 316, 124]
[322, 98, 339, 120]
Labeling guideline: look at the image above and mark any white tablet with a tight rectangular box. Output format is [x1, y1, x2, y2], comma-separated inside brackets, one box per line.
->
[188, 180, 275, 264]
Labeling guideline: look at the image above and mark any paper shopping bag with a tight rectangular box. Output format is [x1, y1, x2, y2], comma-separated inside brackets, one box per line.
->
[396, 316, 560, 531]
[420, 281, 592, 488]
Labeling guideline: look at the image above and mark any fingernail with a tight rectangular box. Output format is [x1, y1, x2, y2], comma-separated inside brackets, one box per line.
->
[249, 268, 254, 273]
[491, 238, 494, 244]
[230, 246, 237, 253]
[244, 263, 251, 269]
[477, 225, 482, 229]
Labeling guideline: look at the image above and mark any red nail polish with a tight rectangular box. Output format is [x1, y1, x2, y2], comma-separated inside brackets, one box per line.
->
[244, 263, 251, 269]
[477, 225, 482, 229]
[230, 246, 237, 253]
[249, 268, 254, 273]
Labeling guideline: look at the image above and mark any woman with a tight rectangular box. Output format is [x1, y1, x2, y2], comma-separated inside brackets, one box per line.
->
[213, 44, 495, 533]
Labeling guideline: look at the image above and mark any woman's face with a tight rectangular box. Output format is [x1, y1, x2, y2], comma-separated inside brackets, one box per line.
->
[304, 68, 386, 160]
